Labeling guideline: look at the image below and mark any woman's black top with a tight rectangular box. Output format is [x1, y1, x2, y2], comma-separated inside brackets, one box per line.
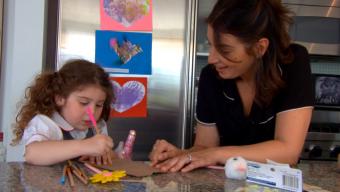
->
[195, 44, 314, 146]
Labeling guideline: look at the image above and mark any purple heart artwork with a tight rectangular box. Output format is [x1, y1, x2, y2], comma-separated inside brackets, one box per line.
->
[103, 0, 150, 27]
[111, 80, 146, 113]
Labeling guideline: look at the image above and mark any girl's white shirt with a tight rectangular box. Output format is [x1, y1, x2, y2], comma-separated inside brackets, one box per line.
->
[22, 112, 108, 146]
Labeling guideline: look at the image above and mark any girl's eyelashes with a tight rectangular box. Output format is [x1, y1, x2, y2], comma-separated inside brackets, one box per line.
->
[80, 101, 90, 106]
[96, 103, 104, 108]
[78, 97, 104, 108]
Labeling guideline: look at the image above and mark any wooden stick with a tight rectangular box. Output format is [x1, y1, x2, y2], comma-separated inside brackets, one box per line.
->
[66, 167, 75, 187]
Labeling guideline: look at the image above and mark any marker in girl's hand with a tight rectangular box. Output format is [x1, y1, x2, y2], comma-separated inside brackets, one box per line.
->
[86, 107, 100, 134]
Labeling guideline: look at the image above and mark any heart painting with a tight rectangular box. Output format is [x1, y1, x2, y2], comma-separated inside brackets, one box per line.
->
[111, 80, 146, 113]
[103, 0, 151, 27]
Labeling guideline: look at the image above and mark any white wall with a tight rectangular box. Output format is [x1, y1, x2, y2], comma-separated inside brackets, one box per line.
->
[0, 0, 46, 161]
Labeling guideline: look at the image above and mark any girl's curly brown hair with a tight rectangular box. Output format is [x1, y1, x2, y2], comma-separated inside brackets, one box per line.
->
[12, 59, 114, 144]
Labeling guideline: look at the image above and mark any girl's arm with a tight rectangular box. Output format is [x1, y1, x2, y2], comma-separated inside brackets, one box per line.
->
[25, 134, 113, 166]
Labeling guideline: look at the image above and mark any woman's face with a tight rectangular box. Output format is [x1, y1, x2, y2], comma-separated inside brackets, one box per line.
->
[207, 25, 257, 80]
[56, 84, 107, 131]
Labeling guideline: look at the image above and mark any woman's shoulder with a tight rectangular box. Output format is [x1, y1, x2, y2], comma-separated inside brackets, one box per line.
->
[289, 43, 308, 57]
[282, 43, 310, 69]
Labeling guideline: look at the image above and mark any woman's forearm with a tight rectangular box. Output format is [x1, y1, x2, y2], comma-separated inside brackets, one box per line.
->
[215, 140, 302, 165]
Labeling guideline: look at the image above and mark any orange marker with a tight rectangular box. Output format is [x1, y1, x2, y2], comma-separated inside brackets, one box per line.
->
[66, 167, 75, 187]
[72, 169, 88, 185]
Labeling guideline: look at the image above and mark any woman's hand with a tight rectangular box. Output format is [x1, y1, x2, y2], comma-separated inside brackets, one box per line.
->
[154, 147, 221, 172]
[180, 147, 221, 172]
[149, 139, 183, 166]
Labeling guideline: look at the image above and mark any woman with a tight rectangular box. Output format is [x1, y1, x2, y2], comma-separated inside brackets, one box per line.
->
[149, 0, 314, 172]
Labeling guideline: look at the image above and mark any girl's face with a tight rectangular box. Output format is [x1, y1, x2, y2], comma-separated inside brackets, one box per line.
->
[207, 25, 257, 81]
[56, 84, 107, 131]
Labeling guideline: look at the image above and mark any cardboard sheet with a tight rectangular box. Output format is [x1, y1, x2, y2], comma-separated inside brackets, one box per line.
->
[98, 159, 160, 177]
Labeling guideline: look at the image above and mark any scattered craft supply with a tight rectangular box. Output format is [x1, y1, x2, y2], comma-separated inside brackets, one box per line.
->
[84, 162, 126, 184]
[60, 161, 89, 187]
[66, 167, 75, 187]
[72, 169, 88, 185]
[74, 163, 89, 180]
[90, 170, 127, 184]
[59, 165, 68, 185]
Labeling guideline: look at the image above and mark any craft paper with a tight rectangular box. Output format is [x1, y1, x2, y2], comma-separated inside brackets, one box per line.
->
[96, 30, 152, 75]
[100, 0, 152, 31]
[99, 159, 160, 177]
[110, 77, 147, 117]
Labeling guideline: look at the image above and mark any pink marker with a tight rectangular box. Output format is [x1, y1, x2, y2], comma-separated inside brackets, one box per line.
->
[122, 130, 136, 159]
[86, 107, 99, 134]
[84, 162, 102, 174]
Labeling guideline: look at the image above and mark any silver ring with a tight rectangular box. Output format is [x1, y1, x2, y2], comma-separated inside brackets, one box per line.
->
[187, 154, 192, 163]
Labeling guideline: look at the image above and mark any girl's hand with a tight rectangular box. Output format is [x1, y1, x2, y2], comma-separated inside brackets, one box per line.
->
[78, 155, 95, 164]
[99, 150, 113, 165]
[83, 134, 114, 156]
[78, 150, 114, 165]
[149, 139, 183, 166]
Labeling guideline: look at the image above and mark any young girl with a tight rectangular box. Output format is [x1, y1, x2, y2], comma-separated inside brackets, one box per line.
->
[12, 59, 115, 166]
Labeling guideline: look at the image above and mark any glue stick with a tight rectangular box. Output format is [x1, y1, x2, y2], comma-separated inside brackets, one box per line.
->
[122, 130, 136, 159]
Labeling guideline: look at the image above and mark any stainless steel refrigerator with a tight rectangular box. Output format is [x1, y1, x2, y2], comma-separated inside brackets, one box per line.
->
[46, 0, 202, 160]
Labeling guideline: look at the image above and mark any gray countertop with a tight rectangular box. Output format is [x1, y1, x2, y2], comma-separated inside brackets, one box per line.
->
[0, 161, 339, 192]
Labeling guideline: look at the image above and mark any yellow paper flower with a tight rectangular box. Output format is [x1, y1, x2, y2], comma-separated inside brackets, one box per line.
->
[90, 170, 126, 184]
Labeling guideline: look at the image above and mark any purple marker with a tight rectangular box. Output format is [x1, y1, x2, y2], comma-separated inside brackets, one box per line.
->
[123, 130, 136, 159]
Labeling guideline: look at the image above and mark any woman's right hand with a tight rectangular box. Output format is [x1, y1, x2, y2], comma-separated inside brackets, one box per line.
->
[149, 139, 183, 166]
[84, 134, 114, 156]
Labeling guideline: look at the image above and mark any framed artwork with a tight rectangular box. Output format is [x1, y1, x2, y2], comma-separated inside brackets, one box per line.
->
[314, 74, 340, 110]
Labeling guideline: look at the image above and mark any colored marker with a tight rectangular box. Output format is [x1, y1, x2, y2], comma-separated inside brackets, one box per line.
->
[123, 130, 136, 159]
[86, 107, 100, 134]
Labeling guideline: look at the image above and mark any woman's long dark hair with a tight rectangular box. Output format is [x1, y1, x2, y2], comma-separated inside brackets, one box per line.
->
[12, 59, 114, 144]
[207, 0, 294, 107]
